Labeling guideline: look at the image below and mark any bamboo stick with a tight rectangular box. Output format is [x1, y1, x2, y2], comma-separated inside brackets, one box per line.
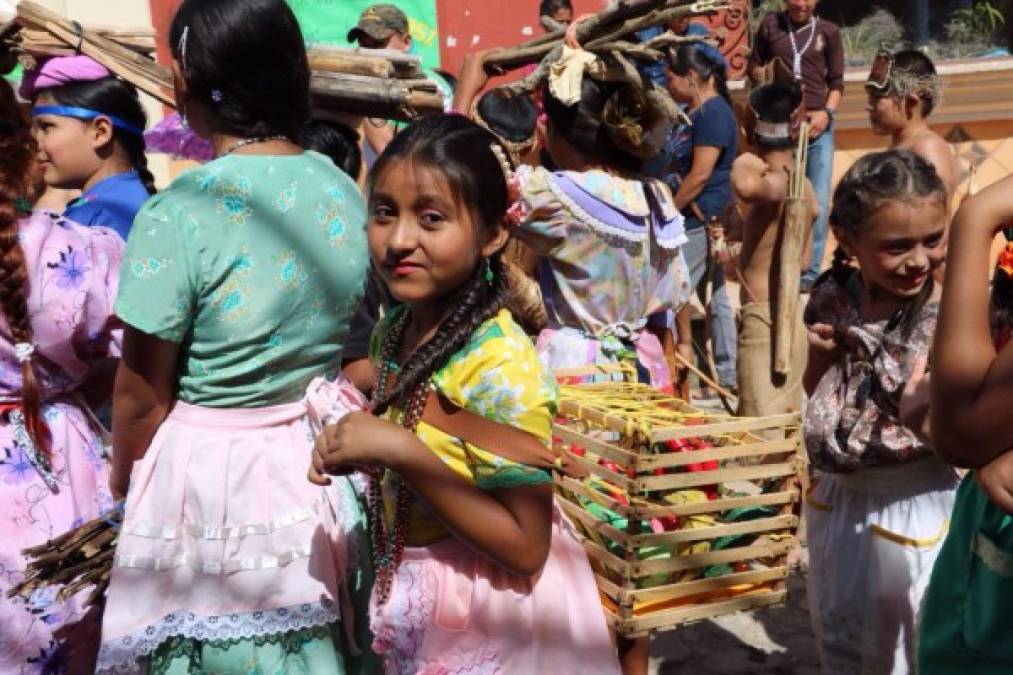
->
[773, 122, 811, 375]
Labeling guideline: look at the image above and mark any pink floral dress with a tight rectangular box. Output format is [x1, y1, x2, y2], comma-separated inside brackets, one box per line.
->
[0, 211, 123, 674]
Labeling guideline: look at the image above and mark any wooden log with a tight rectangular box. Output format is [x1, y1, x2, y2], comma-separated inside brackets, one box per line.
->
[311, 73, 445, 121]
[310, 44, 422, 79]
[308, 50, 394, 79]
[312, 71, 438, 93]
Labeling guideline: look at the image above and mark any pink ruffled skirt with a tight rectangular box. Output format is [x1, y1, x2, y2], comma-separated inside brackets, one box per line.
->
[369, 506, 621, 675]
[98, 379, 367, 672]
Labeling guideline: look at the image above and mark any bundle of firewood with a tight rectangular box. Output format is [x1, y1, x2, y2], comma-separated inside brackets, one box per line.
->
[4, 2, 174, 104]
[485, 0, 729, 94]
[3, 1, 444, 121]
[7, 502, 123, 610]
[309, 45, 445, 120]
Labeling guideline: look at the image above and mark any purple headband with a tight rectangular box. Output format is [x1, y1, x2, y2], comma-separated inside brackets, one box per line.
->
[19, 55, 112, 99]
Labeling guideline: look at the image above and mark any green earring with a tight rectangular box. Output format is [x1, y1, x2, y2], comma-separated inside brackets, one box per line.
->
[483, 258, 494, 286]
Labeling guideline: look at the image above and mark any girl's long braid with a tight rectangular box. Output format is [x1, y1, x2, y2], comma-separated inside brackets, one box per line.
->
[0, 82, 48, 462]
[122, 131, 157, 195]
[373, 254, 510, 416]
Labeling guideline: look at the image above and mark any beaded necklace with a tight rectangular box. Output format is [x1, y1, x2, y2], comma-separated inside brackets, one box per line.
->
[786, 14, 819, 81]
[367, 308, 432, 604]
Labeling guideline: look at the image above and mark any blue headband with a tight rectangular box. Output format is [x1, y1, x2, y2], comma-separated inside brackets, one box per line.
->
[31, 105, 145, 136]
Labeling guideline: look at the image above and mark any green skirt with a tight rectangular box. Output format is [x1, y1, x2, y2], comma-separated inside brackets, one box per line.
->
[919, 475, 1013, 673]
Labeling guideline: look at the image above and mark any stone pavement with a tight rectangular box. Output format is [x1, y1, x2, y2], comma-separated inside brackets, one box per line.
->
[649, 573, 820, 675]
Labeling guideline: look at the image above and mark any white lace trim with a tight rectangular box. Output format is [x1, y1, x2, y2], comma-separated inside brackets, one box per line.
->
[96, 600, 339, 673]
[122, 501, 323, 540]
[546, 174, 687, 250]
[114, 544, 312, 574]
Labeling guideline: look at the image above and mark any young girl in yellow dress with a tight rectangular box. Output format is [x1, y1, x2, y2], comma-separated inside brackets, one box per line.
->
[310, 113, 620, 674]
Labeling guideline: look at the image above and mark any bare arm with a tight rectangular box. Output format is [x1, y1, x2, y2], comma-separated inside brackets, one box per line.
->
[453, 49, 499, 115]
[674, 145, 721, 212]
[311, 412, 553, 576]
[731, 153, 788, 205]
[931, 176, 1013, 466]
[109, 327, 179, 498]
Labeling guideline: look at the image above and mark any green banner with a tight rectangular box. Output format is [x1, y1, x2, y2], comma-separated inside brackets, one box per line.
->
[288, 0, 441, 68]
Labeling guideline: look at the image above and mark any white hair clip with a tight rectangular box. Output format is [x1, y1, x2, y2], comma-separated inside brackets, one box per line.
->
[178, 26, 190, 73]
[14, 342, 34, 364]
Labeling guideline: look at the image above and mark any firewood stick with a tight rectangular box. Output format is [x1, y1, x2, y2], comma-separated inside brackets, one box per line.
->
[484, 0, 727, 72]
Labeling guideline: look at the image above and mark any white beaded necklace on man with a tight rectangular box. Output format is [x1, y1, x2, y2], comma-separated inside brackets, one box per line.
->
[787, 14, 819, 81]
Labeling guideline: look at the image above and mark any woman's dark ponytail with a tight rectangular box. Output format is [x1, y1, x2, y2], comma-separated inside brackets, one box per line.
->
[710, 56, 731, 105]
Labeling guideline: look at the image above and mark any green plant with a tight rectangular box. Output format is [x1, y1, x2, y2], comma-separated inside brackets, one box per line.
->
[750, 0, 782, 32]
[839, 8, 903, 67]
[947, 1, 1005, 45]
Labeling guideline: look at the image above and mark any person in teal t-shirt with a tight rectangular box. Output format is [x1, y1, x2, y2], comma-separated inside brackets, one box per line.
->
[98, 1, 378, 672]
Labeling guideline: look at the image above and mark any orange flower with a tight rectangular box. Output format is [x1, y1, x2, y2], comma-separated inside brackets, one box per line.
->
[1000, 243, 1013, 277]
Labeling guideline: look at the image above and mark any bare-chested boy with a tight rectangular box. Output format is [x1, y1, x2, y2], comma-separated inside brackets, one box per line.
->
[730, 83, 818, 419]
[866, 49, 958, 197]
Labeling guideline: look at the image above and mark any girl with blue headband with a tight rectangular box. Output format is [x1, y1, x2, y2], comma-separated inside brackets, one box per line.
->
[22, 55, 153, 240]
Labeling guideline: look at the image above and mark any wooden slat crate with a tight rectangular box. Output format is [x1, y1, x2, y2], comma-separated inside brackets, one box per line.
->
[551, 379, 803, 638]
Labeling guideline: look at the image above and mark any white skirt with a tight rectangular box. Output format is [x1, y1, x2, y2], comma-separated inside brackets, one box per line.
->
[805, 455, 958, 675]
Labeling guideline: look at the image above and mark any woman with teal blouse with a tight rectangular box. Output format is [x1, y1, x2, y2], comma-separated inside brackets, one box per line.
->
[96, 1, 377, 673]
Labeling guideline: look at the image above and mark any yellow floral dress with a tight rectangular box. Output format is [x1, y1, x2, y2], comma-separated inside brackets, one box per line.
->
[367, 307, 620, 675]
[371, 306, 558, 546]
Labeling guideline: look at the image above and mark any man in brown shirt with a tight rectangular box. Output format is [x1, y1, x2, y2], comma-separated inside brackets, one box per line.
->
[749, 0, 844, 290]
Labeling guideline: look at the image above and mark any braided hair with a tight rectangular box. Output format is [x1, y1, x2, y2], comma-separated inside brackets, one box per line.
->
[823, 149, 946, 335]
[366, 114, 517, 416]
[46, 77, 155, 194]
[0, 78, 49, 459]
